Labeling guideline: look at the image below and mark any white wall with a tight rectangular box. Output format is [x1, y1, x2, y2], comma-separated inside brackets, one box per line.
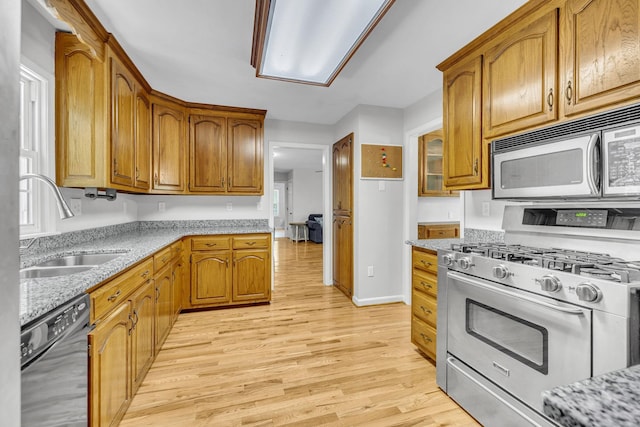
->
[290, 169, 323, 223]
[335, 105, 406, 305]
[417, 196, 462, 222]
[462, 189, 509, 231]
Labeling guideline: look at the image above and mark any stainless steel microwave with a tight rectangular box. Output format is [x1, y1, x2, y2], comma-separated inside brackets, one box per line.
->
[492, 104, 640, 201]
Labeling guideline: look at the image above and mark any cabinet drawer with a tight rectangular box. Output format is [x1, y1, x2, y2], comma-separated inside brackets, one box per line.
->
[232, 235, 269, 250]
[91, 258, 153, 322]
[191, 236, 231, 251]
[154, 246, 173, 271]
[171, 240, 183, 257]
[412, 291, 437, 328]
[412, 269, 437, 298]
[412, 249, 438, 274]
[425, 227, 458, 239]
[412, 317, 437, 360]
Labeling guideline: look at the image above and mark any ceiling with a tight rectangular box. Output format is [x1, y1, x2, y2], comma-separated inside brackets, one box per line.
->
[78, 0, 528, 125]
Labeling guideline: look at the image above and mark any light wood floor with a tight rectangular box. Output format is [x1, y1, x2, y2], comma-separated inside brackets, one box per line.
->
[121, 239, 480, 426]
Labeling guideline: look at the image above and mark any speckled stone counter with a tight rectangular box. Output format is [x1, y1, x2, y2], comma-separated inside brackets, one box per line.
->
[406, 228, 505, 251]
[20, 220, 271, 326]
[542, 365, 640, 427]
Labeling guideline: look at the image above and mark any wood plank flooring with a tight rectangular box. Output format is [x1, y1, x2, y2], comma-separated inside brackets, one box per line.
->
[120, 239, 480, 426]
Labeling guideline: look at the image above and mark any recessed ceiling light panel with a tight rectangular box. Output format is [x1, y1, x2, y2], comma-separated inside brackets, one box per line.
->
[251, 0, 395, 86]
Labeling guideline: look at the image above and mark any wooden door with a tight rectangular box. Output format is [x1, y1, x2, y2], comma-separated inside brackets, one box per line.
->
[190, 251, 232, 305]
[154, 263, 173, 351]
[55, 33, 108, 188]
[483, 9, 559, 137]
[152, 102, 185, 192]
[332, 134, 353, 215]
[130, 280, 155, 395]
[232, 249, 271, 302]
[134, 89, 151, 189]
[443, 55, 485, 189]
[189, 114, 227, 192]
[563, 0, 640, 116]
[332, 215, 353, 298]
[110, 56, 136, 187]
[227, 118, 263, 194]
[88, 301, 131, 427]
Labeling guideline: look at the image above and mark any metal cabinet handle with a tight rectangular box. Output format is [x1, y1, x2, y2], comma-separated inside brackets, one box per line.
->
[221, 177, 225, 187]
[420, 260, 433, 267]
[128, 313, 134, 335]
[107, 290, 121, 302]
[420, 281, 433, 289]
[420, 306, 433, 315]
[473, 159, 478, 176]
[140, 270, 150, 278]
[245, 241, 256, 246]
[547, 88, 553, 111]
[565, 81, 573, 105]
[205, 243, 217, 247]
[154, 172, 158, 185]
[135, 167, 139, 179]
[420, 333, 432, 343]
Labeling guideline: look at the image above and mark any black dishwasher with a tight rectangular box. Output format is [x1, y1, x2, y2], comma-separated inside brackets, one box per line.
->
[21, 294, 91, 427]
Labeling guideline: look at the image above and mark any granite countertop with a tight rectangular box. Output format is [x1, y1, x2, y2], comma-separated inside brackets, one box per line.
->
[406, 228, 505, 252]
[20, 220, 271, 326]
[542, 365, 640, 427]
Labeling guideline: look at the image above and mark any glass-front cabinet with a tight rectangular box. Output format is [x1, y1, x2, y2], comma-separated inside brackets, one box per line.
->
[418, 129, 458, 197]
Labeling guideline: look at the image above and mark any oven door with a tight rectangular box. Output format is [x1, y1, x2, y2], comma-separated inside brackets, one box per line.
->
[447, 271, 592, 410]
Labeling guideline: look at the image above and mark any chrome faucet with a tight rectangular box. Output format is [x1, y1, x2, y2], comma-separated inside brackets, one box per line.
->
[19, 173, 74, 219]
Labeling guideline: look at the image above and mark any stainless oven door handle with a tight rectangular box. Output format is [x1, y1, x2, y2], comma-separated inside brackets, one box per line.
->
[448, 272, 587, 315]
[446, 357, 541, 426]
[586, 132, 600, 195]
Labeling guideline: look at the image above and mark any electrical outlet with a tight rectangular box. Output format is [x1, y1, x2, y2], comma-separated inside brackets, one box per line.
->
[70, 198, 82, 216]
[158, 202, 166, 212]
[226, 203, 233, 211]
[367, 266, 374, 277]
[482, 201, 490, 217]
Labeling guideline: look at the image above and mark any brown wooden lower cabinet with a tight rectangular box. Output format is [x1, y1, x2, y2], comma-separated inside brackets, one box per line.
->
[411, 247, 438, 362]
[88, 234, 271, 425]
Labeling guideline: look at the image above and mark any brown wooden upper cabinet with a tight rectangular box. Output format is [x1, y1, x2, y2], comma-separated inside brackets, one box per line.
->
[438, 0, 640, 191]
[562, 0, 640, 116]
[55, 31, 265, 195]
[332, 134, 353, 214]
[189, 114, 264, 195]
[152, 98, 186, 193]
[418, 130, 458, 196]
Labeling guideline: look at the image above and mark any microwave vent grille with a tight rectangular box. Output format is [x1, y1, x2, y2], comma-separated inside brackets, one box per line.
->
[493, 103, 640, 152]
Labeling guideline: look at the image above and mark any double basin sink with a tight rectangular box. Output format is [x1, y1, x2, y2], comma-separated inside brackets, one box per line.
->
[20, 252, 127, 279]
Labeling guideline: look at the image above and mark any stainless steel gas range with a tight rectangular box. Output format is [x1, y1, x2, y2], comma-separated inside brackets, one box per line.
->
[436, 204, 640, 427]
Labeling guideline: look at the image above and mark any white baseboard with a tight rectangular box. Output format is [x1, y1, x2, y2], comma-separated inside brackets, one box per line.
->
[351, 294, 406, 307]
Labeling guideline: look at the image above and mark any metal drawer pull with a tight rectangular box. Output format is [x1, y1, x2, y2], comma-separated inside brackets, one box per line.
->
[420, 281, 433, 289]
[205, 243, 217, 247]
[420, 306, 433, 315]
[245, 241, 256, 246]
[420, 333, 432, 343]
[141, 270, 150, 278]
[420, 260, 433, 267]
[107, 290, 121, 302]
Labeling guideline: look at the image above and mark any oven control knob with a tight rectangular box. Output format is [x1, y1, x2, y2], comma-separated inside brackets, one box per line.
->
[442, 254, 454, 266]
[537, 275, 562, 292]
[459, 257, 474, 270]
[492, 265, 511, 279]
[576, 283, 602, 303]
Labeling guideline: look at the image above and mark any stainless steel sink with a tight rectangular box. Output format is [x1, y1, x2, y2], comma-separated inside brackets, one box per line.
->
[20, 265, 95, 279]
[34, 252, 126, 267]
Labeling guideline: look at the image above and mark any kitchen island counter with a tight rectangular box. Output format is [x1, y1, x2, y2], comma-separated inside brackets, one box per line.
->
[20, 220, 271, 326]
[542, 365, 640, 427]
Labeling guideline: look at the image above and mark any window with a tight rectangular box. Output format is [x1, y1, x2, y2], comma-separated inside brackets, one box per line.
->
[273, 189, 280, 216]
[19, 63, 53, 237]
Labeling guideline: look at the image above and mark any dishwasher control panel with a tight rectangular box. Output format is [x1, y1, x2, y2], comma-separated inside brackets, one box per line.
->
[20, 294, 89, 367]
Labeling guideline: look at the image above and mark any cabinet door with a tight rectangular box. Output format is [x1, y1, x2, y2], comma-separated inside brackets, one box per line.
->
[110, 56, 136, 187]
[483, 10, 559, 137]
[172, 255, 186, 321]
[130, 280, 155, 395]
[134, 89, 151, 190]
[152, 103, 185, 192]
[332, 216, 353, 298]
[190, 251, 232, 305]
[443, 55, 485, 189]
[563, 0, 640, 116]
[189, 114, 227, 192]
[232, 249, 271, 302]
[227, 118, 263, 194]
[332, 134, 353, 214]
[89, 301, 131, 427]
[154, 263, 173, 351]
[55, 33, 108, 188]
[418, 130, 459, 196]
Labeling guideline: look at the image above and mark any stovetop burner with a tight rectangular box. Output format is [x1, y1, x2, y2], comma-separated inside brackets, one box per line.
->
[450, 243, 640, 283]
